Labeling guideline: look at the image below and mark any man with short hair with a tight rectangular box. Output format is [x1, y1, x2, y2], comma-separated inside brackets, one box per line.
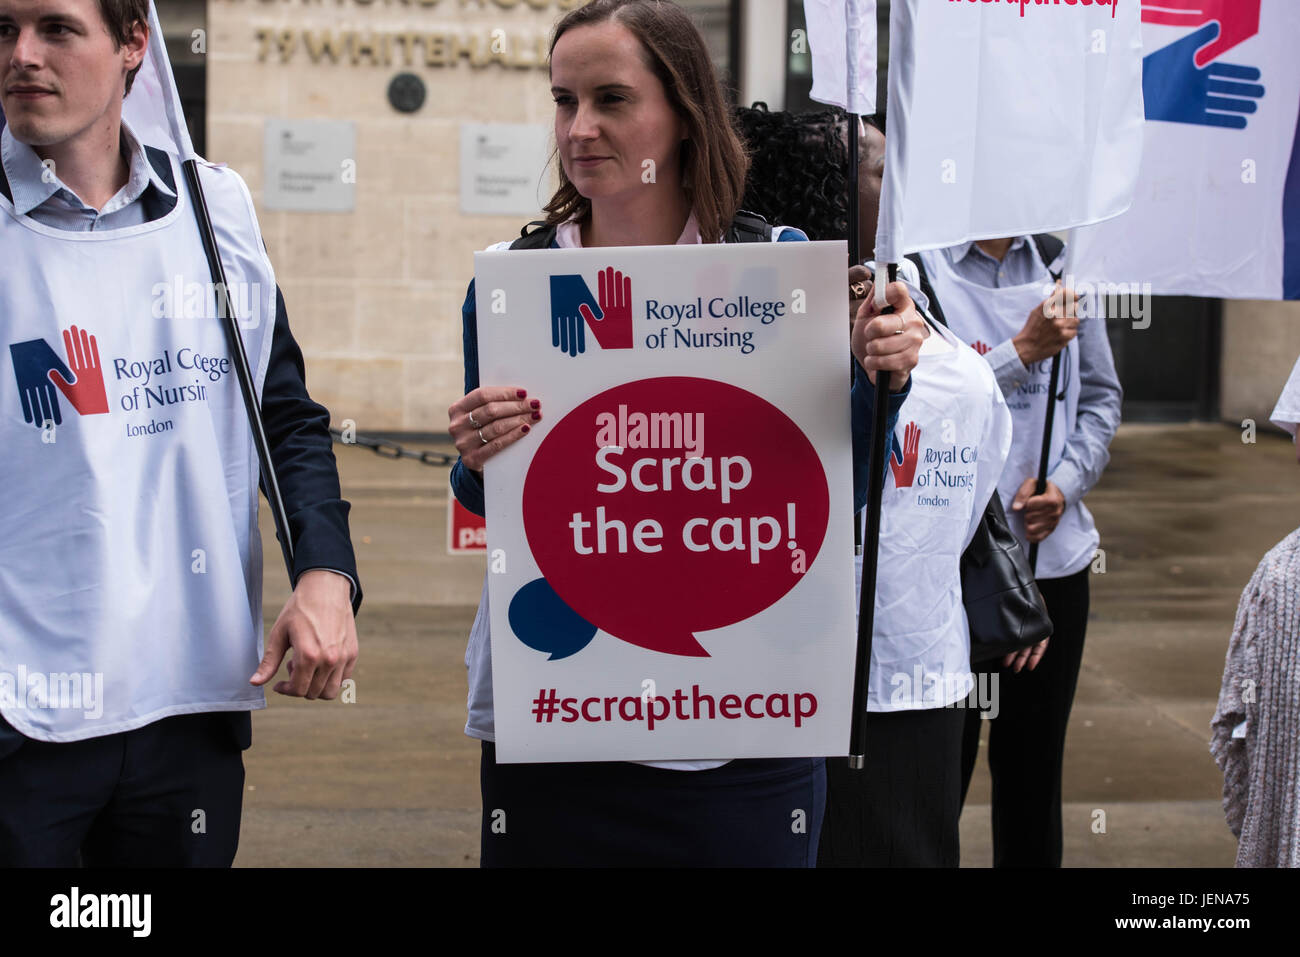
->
[0, 0, 361, 866]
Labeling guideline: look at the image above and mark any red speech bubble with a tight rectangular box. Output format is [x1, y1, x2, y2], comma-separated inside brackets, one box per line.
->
[522, 376, 829, 657]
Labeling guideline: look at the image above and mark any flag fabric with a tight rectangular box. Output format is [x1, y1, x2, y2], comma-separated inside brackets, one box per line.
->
[1072, 0, 1300, 300]
[874, 0, 1144, 264]
[804, 0, 876, 116]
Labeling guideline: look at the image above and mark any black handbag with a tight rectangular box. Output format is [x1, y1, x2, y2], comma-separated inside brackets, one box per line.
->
[900, 250, 1056, 665]
[961, 489, 1054, 664]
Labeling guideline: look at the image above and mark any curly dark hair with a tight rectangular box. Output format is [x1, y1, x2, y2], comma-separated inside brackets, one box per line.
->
[734, 102, 850, 242]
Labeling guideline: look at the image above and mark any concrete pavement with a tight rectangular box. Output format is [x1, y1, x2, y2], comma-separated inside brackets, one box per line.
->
[234, 423, 1299, 867]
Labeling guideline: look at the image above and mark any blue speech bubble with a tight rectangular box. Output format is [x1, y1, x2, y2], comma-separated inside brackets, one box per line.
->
[508, 577, 598, 660]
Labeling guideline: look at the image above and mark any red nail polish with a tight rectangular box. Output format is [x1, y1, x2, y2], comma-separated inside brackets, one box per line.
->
[516, 389, 527, 398]
[530, 399, 540, 409]
[531, 411, 541, 421]
[521, 424, 530, 434]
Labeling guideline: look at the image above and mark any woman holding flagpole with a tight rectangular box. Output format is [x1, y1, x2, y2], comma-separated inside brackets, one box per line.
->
[445, 0, 922, 867]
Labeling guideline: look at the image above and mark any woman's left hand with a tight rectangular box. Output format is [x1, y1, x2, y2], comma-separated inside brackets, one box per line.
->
[1003, 636, 1049, 673]
[851, 280, 924, 393]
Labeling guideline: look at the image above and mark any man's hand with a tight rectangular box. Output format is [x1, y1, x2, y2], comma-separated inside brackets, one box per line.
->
[1010, 477, 1066, 544]
[1012, 282, 1079, 367]
[250, 569, 358, 699]
[852, 280, 923, 393]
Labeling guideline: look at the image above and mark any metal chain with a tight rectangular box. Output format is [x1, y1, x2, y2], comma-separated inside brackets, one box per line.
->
[330, 428, 458, 467]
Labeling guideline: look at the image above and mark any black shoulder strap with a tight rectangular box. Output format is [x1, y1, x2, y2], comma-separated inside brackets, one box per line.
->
[725, 209, 773, 243]
[509, 213, 774, 247]
[0, 159, 10, 203]
[904, 251, 950, 328]
[1031, 233, 1065, 281]
[510, 220, 557, 250]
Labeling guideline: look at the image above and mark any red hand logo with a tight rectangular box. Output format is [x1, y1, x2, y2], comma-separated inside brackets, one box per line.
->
[48, 325, 110, 416]
[971, 340, 992, 356]
[1142, 0, 1261, 68]
[579, 266, 634, 350]
[889, 421, 921, 489]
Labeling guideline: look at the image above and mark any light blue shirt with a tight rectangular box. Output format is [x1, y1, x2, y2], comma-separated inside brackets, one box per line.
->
[938, 237, 1123, 509]
[0, 120, 175, 231]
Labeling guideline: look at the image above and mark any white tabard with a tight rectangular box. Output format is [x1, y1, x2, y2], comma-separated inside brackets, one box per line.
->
[0, 154, 277, 741]
[918, 248, 1099, 580]
[857, 319, 1012, 710]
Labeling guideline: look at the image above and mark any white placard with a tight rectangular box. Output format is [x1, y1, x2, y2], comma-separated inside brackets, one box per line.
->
[474, 241, 858, 763]
[459, 123, 551, 216]
[263, 119, 356, 213]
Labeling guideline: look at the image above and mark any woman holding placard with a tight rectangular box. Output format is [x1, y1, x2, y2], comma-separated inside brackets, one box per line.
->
[446, 0, 922, 868]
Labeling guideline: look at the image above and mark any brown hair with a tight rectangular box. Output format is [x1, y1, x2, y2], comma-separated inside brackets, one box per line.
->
[543, 0, 749, 244]
[96, 0, 150, 96]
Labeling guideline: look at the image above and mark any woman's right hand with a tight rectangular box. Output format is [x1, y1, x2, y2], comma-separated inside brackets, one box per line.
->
[449, 386, 542, 473]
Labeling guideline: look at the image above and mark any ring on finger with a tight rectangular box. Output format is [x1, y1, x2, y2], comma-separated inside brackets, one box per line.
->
[478, 428, 489, 445]
[850, 281, 867, 299]
[468, 410, 481, 428]
[894, 315, 905, 335]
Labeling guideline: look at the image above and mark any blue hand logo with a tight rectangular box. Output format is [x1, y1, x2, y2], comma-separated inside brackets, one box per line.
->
[1143, 23, 1265, 130]
[550, 274, 602, 357]
[10, 338, 74, 427]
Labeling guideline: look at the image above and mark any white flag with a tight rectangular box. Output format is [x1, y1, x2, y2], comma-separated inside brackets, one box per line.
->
[1072, 0, 1300, 301]
[804, 0, 876, 116]
[0, 3, 194, 159]
[875, 0, 1144, 264]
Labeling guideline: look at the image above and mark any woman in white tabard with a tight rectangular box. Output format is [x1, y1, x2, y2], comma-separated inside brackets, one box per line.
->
[736, 109, 1014, 866]
[445, 0, 923, 867]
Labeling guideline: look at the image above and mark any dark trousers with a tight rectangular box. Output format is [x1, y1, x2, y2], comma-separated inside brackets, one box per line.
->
[479, 741, 826, 867]
[960, 567, 1090, 867]
[819, 705, 966, 867]
[0, 712, 246, 867]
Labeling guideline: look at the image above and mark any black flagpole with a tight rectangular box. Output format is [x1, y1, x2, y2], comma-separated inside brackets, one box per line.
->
[182, 158, 296, 584]
[1027, 352, 1062, 574]
[843, 6, 895, 768]
[848, 255, 894, 770]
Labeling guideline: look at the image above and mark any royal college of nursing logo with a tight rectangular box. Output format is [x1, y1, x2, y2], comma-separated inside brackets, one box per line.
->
[1141, 0, 1264, 130]
[9, 326, 110, 427]
[549, 266, 635, 357]
[889, 421, 922, 490]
